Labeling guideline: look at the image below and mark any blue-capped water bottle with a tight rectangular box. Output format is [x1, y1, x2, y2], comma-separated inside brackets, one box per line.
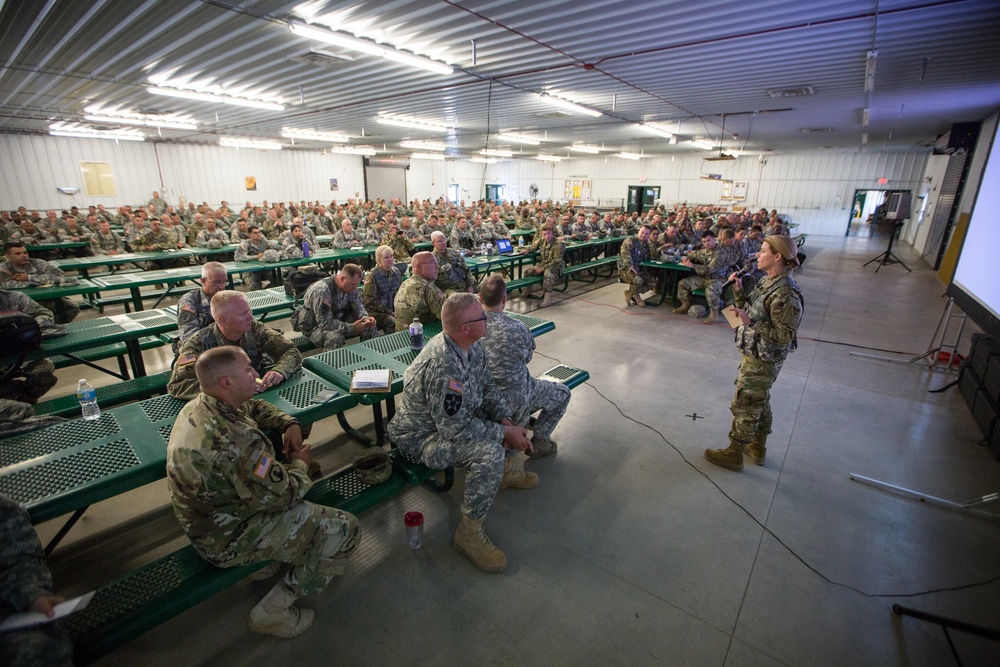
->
[301, 240, 310, 258]
[409, 318, 424, 351]
[77, 379, 101, 421]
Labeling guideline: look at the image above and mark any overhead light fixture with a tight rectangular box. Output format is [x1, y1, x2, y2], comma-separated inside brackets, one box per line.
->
[400, 140, 446, 151]
[410, 153, 446, 160]
[147, 86, 284, 110]
[536, 155, 562, 162]
[865, 50, 878, 92]
[281, 128, 351, 142]
[690, 139, 715, 150]
[470, 157, 499, 164]
[329, 145, 378, 156]
[49, 122, 145, 142]
[497, 132, 540, 145]
[480, 148, 513, 158]
[537, 93, 602, 117]
[569, 145, 600, 154]
[617, 152, 642, 160]
[219, 137, 283, 150]
[377, 115, 453, 132]
[638, 123, 674, 139]
[862, 108, 871, 128]
[82, 108, 198, 130]
[289, 23, 453, 75]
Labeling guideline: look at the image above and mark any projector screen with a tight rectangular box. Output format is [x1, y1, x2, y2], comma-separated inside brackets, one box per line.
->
[947, 114, 1000, 340]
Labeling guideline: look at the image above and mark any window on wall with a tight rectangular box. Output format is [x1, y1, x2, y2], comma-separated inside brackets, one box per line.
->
[448, 183, 459, 205]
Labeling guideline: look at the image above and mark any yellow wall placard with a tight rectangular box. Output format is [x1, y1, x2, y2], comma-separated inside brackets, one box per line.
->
[938, 212, 970, 287]
[79, 161, 116, 196]
[245, 176, 257, 191]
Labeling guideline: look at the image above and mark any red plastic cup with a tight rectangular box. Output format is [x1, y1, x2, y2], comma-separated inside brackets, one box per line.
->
[404, 511, 424, 550]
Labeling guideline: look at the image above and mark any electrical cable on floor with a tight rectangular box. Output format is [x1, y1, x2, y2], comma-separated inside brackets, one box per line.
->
[531, 350, 1000, 598]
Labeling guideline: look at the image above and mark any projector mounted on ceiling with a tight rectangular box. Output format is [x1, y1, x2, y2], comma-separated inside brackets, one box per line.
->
[703, 114, 738, 161]
[704, 153, 736, 161]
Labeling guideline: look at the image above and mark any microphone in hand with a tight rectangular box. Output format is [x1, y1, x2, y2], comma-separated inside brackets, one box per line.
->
[722, 263, 755, 291]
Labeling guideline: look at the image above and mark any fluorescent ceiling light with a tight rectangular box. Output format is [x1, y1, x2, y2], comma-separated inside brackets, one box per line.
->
[480, 148, 513, 158]
[638, 123, 674, 139]
[377, 115, 452, 132]
[289, 23, 453, 75]
[569, 145, 600, 154]
[690, 139, 716, 150]
[536, 155, 562, 162]
[220, 137, 283, 150]
[329, 145, 378, 156]
[83, 114, 197, 130]
[281, 128, 351, 143]
[470, 157, 499, 164]
[538, 93, 602, 117]
[49, 122, 145, 142]
[410, 153, 446, 160]
[147, 86, 284, 111]
[617, 152, 642, 160]
[400, 140, 446, 151]
[497, 132, 540, 145]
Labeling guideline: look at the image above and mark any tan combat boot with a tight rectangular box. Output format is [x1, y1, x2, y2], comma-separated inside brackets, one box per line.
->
[633, 290, 646, 307]
[704, 442, 745, 471]
[702, 309, 719, 324]
[528, 435, 558, 459]
[454, 516, 508, 572]
[671, 300, 690, 314]
[745, 433, 767, 466]
[624, 288, 634, 306]
[539, 292, 552, 308]
[500, 453, 539, 490]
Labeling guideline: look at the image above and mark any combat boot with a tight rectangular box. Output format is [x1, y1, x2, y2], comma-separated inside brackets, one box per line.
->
[704, 442, 745, 471]
[624, 288, 634, 306]
[248, 604, 314, 638]
[539, 292, 553, 308]
[454, 516, 508, 572]
[500, 453, 539, 490]
[745, 433, 767, 466]
[702, 309, 719, 324]
[671, 300, 690, 314]
[528, 435, 558, 459]
[633, 290, 646, 307]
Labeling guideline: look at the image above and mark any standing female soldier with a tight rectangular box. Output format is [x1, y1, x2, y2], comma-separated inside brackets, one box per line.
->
[705, 235, 803, 471]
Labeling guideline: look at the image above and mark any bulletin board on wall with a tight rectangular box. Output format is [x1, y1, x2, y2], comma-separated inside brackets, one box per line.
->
[563, 178, 591, 200]
[79, 161, 116, 196]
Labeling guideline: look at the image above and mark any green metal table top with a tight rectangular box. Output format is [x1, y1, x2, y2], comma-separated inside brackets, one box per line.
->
[14, 278, 102, 301]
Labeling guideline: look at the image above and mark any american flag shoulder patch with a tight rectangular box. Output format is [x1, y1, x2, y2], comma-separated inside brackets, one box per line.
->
[448, 378, 463, 393]
[253, 453, 273, 479]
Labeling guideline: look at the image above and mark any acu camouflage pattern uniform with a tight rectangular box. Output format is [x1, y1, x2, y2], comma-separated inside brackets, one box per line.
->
[388, 333, 513, 520]
[295, 277, 373, 350]
[729, 272, 803, 448]
[235, 237, 279, 290]
[523, 234, 565, 294]
[0, 291, 58, 404]
[433, 247, 476, 296]
[175, 288, 215, 345]
[362, 265, 402, 334]
[168, 322, 303, 399]
[677, 243, 739, 311]
[0, 494, 74, 667]
[90, 228, 125, 255]
[167, 395, 358, 599]
[393, 273, 445, 332]
[481, 311, 569, 440]
[0, 259, 79, 324]
[617, 234, 654, 294]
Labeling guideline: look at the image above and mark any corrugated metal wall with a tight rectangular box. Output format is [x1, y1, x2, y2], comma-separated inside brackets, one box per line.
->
[1, 132, 928, 236]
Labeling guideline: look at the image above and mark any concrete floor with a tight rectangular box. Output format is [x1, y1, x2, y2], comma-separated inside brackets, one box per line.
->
[35, 235, 1000, 666]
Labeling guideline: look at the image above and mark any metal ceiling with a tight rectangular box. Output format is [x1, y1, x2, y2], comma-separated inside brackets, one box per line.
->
[1, 0, 998, 159]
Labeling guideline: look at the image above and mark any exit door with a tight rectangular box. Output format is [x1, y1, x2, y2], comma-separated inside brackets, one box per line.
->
[485, 184, 506, 203]
[627, 185, 660, 214]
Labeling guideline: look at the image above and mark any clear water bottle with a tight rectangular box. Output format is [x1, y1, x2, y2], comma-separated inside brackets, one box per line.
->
[77, 379, 101, 421]
[487, 242, 493, 257]
[301, 240, 310, 258]
[409, 318, 424, 351]
[518, 235, 525, 248]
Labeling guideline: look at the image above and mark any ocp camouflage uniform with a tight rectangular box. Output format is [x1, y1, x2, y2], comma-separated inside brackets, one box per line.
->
[388, 333, 513, 520]
[617, 234, 654, 294]
[433, 248, 476, 295]
[362, 265, 401, 334]
[176, 289, 214, 345]
[163, 224, 188, 248]
[449, 226, 474, 251]
[491, 220, 511, 239]
[0, 494, 74, 667]
[167, 395, 358, 599]
[729, 273, 803, 448]
[294, 277, 372, 350]
[676, 245, 734, 310]
[168, 322, 303, 399]
[0, 259, 79, 323]
[393, 273, 445, 332]
[387, 234, 415, 262]
[524, 235, 565, 293]
[481, 311, 570, 440]
[0, 291, 58, 405]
